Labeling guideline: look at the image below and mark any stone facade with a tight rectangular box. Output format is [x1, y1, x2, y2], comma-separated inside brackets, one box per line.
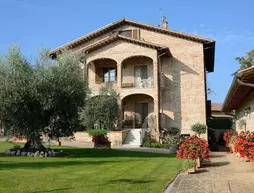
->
[84, 27, 207, 137]
[50, 19, 214, 139]
[235, 92, 254, 132]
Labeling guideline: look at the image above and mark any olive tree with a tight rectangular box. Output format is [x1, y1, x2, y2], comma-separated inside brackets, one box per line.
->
[235, 50, 254, 70]
[0, 46, 87, 150]
[80, 85, 119, 130]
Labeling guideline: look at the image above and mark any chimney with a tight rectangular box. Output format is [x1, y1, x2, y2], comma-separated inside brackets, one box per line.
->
[162, 16, 168, 29]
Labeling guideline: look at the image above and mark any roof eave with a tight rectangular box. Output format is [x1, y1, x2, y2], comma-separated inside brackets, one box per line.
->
[49, 18, 215, 57]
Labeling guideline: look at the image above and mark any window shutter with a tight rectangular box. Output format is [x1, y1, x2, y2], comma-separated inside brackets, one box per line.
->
[132, 29, 138, 39]
[95, 67, 103, 83]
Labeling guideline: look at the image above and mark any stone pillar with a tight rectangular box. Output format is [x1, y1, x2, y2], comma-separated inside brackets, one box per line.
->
[117, 63, 122, 89]
[117, 63, 122, 129]
[153, 61, 160, 141]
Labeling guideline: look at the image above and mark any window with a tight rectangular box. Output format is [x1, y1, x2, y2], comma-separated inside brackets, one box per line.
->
[119, 30, 132, 37]
[103, 68, 116, 82]
[119, 29, 141, 39]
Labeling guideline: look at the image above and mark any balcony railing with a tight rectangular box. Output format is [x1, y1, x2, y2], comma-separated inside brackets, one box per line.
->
[122, 77, 154, 88]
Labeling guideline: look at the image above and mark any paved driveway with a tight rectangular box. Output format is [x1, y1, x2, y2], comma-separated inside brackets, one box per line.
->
[169, 152, 254, 193]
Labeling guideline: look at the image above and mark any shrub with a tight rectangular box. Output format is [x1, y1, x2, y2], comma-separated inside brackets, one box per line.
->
[87, 129, 108, 136]
[166, 126, 180, 136]
[191, 123, 207, 137]
[177, 135, 210, 160]
[142, 132, 156, 144]
[223, 130, 238, 147]
[142, 141, 168, 149]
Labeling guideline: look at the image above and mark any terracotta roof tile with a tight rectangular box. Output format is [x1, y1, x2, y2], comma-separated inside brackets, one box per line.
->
[211, 103, 223, 111]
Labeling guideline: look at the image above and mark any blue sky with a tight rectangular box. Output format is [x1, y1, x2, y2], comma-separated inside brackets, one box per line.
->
[1, 0, 254, 103]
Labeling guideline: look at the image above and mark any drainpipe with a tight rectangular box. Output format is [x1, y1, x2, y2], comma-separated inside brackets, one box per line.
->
[157, 50, 167, 142]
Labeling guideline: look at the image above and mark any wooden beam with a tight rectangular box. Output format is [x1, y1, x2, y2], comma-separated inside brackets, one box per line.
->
[237, 78, 254, 88]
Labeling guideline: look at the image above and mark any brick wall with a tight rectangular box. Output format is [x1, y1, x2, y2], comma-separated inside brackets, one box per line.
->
[141, 29, 206, 135]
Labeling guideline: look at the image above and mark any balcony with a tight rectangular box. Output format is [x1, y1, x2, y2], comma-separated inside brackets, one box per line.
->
[121, 55, 154, 89]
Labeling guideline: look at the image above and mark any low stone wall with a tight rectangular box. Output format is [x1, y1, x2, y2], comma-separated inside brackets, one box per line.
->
[74, 129, 130, 147]
[8, 130, 130, 147]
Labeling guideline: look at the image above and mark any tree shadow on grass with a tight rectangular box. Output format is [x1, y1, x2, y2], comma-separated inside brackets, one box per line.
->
[32, 188, 72, 193]
[106, 179, 154, 184]
[0, 160, 123, 170]
[63, 148, 175, 158]
[1, 146, 176, 160]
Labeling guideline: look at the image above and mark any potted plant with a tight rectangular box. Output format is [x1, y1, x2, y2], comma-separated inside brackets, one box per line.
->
[183, 160, 197, 174]
[191, 123, 207, 137]
[177, 135, 210, 168]
[234, 131, 254, 166]
[88, 129, 111, 149]
[166, 126, 180, 153]
[228, 135, 238, 153]
[223, 130, 238, 148]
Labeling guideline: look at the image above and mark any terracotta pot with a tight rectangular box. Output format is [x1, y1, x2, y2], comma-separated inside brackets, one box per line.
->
[187, 167, 196, 174]
[196, 158, 201, 168]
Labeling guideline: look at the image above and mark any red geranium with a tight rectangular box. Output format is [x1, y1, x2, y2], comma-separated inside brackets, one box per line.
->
[234, 131, 254, 161]
[177, 135, 210, 160]
[223, 130, 238, 147]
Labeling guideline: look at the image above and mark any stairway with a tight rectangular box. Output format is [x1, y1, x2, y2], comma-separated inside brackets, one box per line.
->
[123, 129, 143, 146]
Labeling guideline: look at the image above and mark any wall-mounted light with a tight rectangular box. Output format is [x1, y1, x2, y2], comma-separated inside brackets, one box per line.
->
[244, 107, 251, 117]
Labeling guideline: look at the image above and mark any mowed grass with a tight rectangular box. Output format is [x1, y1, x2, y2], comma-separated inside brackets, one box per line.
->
[0, 142, 183, 193]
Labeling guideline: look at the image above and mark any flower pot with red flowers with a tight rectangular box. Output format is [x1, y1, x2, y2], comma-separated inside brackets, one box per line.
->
[196, 157, 201, 168]
[223, 130, 238, 149]
[234, 131, 254, 168]
[88, 129, 111, 149]
[183, 160, 197, 175]
[177, 136, 210, 161]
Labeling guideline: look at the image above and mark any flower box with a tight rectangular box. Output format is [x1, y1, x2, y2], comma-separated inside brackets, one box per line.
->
[94, 142, 111, 149]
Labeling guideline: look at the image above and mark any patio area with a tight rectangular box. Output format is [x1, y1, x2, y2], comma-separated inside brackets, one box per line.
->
[168, 152, 254, 193]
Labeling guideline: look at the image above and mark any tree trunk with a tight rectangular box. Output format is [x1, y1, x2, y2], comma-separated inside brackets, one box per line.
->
[23, 137, 46, 152]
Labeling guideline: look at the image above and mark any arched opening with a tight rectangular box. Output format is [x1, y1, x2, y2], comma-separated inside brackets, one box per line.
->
[121, 56, 153, 88]
[121, 94, 154, 129]
[87, 58, 117, 84]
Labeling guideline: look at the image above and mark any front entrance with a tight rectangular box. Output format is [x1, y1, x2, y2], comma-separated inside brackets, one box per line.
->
[122, 94, 154, 129]
[135, 102, 148, 128]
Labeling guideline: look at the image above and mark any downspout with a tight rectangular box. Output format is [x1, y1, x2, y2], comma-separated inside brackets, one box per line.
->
[157, 50, 167, 142]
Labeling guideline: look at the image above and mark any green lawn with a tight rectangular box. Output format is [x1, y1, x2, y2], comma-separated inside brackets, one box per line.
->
[0, 142, 183, 193]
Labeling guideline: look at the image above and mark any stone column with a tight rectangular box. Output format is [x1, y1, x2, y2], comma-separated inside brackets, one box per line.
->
[117, 63, 122, 89]
[117, 63, 122, 129]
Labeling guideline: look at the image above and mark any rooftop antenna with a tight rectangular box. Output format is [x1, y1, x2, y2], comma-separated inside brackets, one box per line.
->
[159, 8, 163, 27]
